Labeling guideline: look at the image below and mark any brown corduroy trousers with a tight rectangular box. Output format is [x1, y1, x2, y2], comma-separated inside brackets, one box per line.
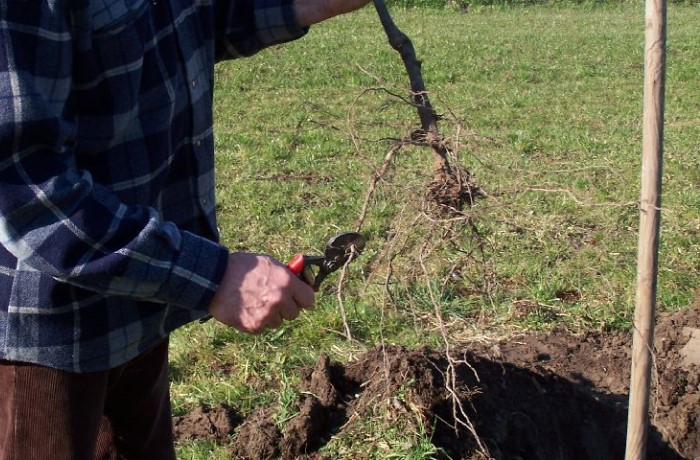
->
[0, 339, 175, 460]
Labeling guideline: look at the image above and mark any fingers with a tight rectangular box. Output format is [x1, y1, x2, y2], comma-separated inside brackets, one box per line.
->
[290, 275, 316, 310]
[263, 271, 313, 325]
[279, 302, 300, 321]
[265, 313, 284, 330]
[252, 275, 313, 332]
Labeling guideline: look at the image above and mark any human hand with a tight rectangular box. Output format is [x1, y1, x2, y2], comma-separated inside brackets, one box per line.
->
[207, 252, 315, 333]
[294, 0, 371, 27]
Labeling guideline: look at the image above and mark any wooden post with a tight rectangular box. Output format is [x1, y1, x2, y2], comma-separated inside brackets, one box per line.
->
[624, 0, 666, 457]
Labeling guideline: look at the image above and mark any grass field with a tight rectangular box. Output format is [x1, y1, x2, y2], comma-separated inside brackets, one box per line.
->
[172, 4, 699, 458]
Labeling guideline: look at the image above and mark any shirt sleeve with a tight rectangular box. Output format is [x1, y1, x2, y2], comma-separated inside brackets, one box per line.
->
[213, 0, 309, 61]
[0, 2, 229, 312]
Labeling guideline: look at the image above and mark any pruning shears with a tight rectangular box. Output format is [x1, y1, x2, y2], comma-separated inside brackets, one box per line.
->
[286, 232, 366, 291]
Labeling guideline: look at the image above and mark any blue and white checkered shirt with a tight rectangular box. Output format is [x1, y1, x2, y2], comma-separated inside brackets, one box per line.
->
[0, 0, 306, 372]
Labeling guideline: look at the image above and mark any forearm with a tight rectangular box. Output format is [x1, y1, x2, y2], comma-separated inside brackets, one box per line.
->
[293, 0, 370, 27]
[214, 0, 369, 60]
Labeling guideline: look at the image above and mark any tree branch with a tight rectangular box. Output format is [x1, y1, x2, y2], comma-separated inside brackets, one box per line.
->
[372, 0, 451, 174]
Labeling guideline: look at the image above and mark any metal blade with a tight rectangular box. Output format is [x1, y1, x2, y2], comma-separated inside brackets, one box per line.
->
[323, 232, 366, 272]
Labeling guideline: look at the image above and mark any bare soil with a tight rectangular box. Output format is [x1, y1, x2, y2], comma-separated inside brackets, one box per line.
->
[173, 293, 700, 459]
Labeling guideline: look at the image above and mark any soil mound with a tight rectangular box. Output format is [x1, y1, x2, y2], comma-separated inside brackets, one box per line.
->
[173, 297, 699, 459]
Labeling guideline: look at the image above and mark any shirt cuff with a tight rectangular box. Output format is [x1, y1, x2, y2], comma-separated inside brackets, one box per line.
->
[155, 231, 229, 312]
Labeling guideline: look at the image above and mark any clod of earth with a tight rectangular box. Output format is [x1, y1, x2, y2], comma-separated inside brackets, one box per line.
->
[680, 327, 700, 367]
[173, 296, 699, 459]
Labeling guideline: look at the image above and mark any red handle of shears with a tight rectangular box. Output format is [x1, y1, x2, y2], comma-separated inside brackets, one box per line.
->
[286, 254, 320, 291]
[286, 253, 305, 275]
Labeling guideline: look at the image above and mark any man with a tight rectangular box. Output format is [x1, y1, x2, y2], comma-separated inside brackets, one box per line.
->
[0, 0, 369, 458]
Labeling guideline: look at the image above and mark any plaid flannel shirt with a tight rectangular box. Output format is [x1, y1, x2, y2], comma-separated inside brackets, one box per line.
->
[0, 0, 307, 372]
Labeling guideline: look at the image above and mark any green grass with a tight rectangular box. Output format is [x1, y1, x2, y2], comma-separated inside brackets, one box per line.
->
[173, 4, 700, 458]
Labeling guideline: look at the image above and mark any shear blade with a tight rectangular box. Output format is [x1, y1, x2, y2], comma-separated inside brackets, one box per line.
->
[323, 232, 366, 272]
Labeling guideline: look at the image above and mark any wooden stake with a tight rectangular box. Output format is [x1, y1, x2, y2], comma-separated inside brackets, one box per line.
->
[625, 0, 666, 457]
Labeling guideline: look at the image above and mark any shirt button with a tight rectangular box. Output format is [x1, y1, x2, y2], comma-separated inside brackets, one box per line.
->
[201, 197, 208, 205]
[195, 140, 202, 148]
[191, 79, 197, 88]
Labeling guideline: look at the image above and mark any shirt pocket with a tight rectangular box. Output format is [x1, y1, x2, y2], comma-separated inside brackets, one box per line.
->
[90, 0, 151, 36]
[88, 0, 152, 75]
[72, 0, 176, 154]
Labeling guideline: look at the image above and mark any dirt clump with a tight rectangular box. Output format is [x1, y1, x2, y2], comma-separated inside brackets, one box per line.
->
[652, 295, 700, 458]
[173, 299, 699, 459]
[230, 408, 283, 460]
[172, 403, 240, 443]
